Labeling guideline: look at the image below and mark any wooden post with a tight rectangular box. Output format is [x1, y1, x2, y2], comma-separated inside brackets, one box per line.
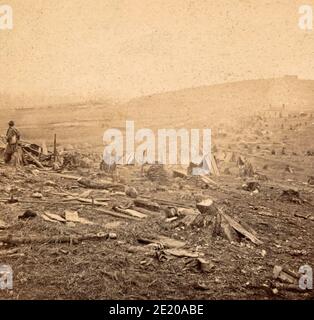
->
[53, 134, 57, 162]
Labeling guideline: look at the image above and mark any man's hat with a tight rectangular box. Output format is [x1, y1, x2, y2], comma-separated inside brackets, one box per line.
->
[8, 120, 14, 126]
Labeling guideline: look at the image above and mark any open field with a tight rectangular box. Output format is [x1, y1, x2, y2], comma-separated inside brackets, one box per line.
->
[0, 102, 313, 300]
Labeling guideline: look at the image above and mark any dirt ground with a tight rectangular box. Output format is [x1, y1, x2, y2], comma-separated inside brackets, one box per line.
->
[0, 110, 313, 300]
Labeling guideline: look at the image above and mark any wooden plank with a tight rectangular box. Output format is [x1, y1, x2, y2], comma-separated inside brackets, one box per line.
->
[44, 212, 66, 223]
[200, 176, 219, 186]
[95, 208, 141, 221]
[220, 211, 263, 245]
[138, 236, 186, 249]
[113, 206, 147, 219]
[125, 209, 147, 219]
[23, 149, 45, 169]
[0, 233, 109, 245]
[211, 156, 220, 176]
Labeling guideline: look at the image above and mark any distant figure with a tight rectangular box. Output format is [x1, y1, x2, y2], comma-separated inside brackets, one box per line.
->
[101, 148, 119, 181]
[4, 120, 22, 165]
[281, 147, 286, 155]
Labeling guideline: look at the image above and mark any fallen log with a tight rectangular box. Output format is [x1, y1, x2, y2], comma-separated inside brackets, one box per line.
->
[44, 212, 66, 223]
[134, 199, 160, 212]
[23, 149, 45, 169]
[148, 197, 195, 209]
[78, 177, 124, 191]
[200, 176, 219, 187]
[113, 206, 147, 219]
[45, 172, 81, 180]
[219, 210, 263, 245]
[273, 265, 299, 284]
[0, 232, 109, 245]
[273, 283, 306, 292]
[0, 198, 108, 206]
[66, 196, 109, 207]
[95, 208, 141, 221]
[138, 236, 186, 248]
[294, 213, 313, 220]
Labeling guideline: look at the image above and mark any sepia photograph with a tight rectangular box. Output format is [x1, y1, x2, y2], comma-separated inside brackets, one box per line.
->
[0, 0, 313, 307]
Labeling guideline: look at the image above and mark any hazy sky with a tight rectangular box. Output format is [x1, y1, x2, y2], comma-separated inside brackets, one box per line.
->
[0, 0, 313, 100]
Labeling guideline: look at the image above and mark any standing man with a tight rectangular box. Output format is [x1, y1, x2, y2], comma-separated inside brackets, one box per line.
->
[4, 120, 21, 165]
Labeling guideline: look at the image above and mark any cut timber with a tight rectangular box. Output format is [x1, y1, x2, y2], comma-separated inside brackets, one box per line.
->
[138, 236, 186, 249]
[123, 209, 147, 219]
[188, 155, 220, 176]
[64, 210, 94, 225]
[190, 213, 214, 228]
[294, 213, 312, 220]
[179, 200, 218, 228]
[201, 155, 220, 176]
[77, 197, 108, 206]
[43, 212, 66, 223]
[0, 233, 109, 245]
[173, 170, 187, 179]
[219, 211, 263, 245]
[150, 198, 194, 209]
[43, 172, 81, 181]
[23, 149, 45, 169]
[187, 199, 262, 245]
[66, 196, 108, 207]
[273, 283, 306, 292]
[200, 176, 219, 187]
[95, 208, 141, 221]
[113, 206, 147, 219]
[165, 248, 199, 258]
[134, 199, 160, 212]
[78, 178, 124, 191]
[213, 212, 240, 243]
[196, 199, 219, 215]
[178, 213, 199, 227]
[157, 236, 186, 248]
[273, 265, 298, 284]
[210, 156, 220, 176]
[53, 134, 57, 162]
[0, 198, 107, 206]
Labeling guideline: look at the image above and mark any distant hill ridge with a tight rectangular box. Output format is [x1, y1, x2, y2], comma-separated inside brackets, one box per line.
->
[124, 76, 314, 117]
